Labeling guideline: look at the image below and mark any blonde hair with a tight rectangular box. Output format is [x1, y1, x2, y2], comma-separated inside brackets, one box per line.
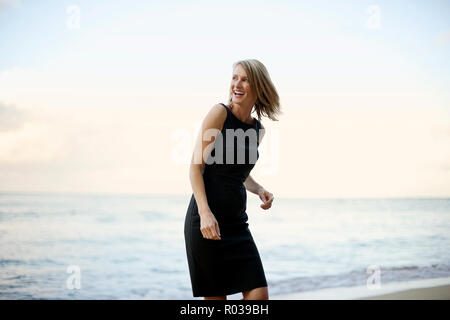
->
[227, 59, 282, 121]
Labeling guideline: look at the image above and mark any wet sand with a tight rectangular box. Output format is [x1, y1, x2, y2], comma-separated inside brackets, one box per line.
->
[358, 284, 450, 300]
[271, 277, 450, 300]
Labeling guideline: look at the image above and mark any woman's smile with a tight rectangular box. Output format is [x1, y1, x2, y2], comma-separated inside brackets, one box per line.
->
[233, 90, 245, 99]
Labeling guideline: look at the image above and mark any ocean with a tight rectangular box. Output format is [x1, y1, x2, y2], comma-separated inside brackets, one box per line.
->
[0, 192, 449, 299]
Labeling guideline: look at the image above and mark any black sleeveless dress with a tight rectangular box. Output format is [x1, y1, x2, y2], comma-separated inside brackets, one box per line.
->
[184, 103, 268, 297]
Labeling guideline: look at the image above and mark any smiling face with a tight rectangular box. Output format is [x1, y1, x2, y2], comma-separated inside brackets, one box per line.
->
[230, 64, 257, 107]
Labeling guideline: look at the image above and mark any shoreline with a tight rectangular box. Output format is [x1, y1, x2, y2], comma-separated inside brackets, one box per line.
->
[271, 277, 450, 300]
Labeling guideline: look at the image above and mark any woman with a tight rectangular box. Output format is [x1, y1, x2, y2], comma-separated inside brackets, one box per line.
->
[184, 59, 281, 300]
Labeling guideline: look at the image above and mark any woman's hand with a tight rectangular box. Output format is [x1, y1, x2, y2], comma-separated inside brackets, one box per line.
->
[258, 188, 274, 210]
[199, 209, 221, 240]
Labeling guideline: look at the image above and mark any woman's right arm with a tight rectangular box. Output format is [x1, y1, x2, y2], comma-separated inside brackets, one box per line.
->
[189, 103, 227, 240]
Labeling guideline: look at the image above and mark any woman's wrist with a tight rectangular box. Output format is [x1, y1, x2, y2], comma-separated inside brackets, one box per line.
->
[198, 206, 211, 217]
[256, 186, 265, 195]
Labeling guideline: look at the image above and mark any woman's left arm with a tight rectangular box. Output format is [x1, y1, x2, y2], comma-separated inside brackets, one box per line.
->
[244, 174, 274, 210]
[244, 174, 264, 195]
[244, 121, 273, 210]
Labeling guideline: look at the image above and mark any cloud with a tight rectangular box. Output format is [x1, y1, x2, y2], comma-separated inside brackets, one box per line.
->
[0, 101, 26, 132]
[0, 104, 67, 167]
[435, 31, 450, 48]
[0, 0, 21, 9]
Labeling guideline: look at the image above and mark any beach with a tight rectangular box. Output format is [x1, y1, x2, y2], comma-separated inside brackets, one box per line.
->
[271, 277, 450, 300]
[1, 193, 449, 299]
[359, 284, 450, 300]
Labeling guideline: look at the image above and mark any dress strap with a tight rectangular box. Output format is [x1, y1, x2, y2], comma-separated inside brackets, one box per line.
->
[219, 103, 229, 112]
[255, 118, 261, 145]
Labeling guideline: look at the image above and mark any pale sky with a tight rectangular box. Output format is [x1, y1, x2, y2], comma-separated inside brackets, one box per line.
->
[0, 0, 449, 198]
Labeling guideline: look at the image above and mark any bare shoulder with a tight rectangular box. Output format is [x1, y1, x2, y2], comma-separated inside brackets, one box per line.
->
[202, 103, 227, 131]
